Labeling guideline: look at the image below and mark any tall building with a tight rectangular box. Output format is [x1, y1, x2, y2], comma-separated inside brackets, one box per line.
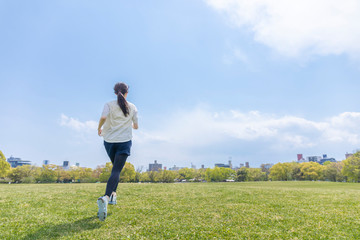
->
[43, 160, 50, 165]
[149, 160, 162, 171]
[245, 162, 250, 168]
[297, 154, 307, 163]
[7, 156, 31, 168]
[63, 161, 69, 170]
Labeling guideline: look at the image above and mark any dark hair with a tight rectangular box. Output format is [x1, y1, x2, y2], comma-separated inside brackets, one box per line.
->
[114, 82, 129, 116]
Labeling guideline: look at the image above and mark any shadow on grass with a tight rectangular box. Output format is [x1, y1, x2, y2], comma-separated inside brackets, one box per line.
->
[21, 214, 111, 240]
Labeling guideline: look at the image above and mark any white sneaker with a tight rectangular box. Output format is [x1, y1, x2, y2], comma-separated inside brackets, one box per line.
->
[97, 196, 108, 221]
[109, 193, 117, 205]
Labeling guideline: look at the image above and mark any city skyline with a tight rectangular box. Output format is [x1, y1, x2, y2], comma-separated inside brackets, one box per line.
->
[4, 150, 353, 171]
[1, 1, 360, 169]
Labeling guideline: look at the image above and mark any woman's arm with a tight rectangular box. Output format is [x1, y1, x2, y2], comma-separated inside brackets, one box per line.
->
[98, 116, 107, 136]
[133, 123, 138, 129]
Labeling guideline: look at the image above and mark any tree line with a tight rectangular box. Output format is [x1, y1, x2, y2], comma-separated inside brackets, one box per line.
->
[1, 150, 360, 183]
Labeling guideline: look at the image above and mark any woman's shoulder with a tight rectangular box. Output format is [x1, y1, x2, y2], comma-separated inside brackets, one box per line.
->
[127, 101, 137, 108]
[106, 100, 117, 106]
[127, 101, 137, 112]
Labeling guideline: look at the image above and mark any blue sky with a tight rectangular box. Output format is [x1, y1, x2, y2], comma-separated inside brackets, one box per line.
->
[1, 0, 360, 169]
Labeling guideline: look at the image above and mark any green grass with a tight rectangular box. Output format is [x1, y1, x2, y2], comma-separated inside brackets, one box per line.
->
[1, 182, 360, 239]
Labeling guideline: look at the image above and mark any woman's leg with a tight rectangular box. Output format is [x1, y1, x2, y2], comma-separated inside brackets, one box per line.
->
[103, 141, 116, 164]
[105, 154, 128, 197]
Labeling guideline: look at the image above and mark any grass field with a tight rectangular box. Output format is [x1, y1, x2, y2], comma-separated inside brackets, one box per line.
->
[1, 182, 360, 239]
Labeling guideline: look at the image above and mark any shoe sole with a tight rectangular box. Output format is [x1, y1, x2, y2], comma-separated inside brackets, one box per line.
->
[97, 197, 107, 221]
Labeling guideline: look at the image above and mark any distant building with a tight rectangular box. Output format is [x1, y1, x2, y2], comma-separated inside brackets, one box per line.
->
[297, 154, 307, 163]
[149, 160, 162, 171]
[215, 163, 227, 168]
[43, 160, 50, 165]
[201, 165, 205, 169]
[318, 156, 336, 165]
[239, 163, 244, 168]
[307, 156, 322, 162]
[300, 154, 336, 165]
[245, 162, 250, 168]
[345, 152, 354, 159]
[169, 165, 181, 171]
[261, 163, 273, 172]
[63, 161, 69, 170]
[215, 160, 232, 169]
[191, 163, 196, 169]
[75, 163, 80, 167]
[7, 156, 31, 168]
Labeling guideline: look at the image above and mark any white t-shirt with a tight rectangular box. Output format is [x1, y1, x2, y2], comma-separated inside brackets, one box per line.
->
[101, 100, 138, 143]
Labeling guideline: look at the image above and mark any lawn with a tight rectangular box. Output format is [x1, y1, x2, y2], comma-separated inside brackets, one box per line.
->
[1, 181, 360, 239]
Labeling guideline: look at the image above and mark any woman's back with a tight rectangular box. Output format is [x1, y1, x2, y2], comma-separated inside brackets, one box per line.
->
[101, 100, 138, 143]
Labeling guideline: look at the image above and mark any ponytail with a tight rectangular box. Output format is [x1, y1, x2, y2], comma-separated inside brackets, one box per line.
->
[114, 83, 129, 117]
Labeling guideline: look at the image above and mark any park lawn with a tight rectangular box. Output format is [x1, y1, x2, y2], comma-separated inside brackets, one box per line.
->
[1, 182, 360, 239]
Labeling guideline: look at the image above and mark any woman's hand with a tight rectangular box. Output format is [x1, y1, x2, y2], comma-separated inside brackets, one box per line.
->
[98, 116, 107, 136]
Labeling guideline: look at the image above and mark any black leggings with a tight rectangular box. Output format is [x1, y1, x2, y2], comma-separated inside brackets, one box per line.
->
[105, 154, 128, 197]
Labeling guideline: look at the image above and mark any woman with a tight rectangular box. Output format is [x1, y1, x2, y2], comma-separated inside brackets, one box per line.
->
[97, 82, 138, 221]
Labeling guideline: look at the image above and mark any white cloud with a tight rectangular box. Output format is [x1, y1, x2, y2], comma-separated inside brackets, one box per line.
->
[138, 108, 360, 148]
[205, 0, 360, 58]
[128, 108, 360, 168]
[59, 109, 360, 168]
[60, 114, 97, 132]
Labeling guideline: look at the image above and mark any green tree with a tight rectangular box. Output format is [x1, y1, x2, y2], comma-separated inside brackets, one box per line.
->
[342, 152, 360, 182]
[120, 162, 136, 182]
[99, 162, 112, 183]
[36, 165, 57, 183]
[159, 170, 178, 183]
[324, 162, 344, 182]
[269, 162, 300, 181]
[236, 167, 248, 182]
[0, 150, 6, 161]
[246, 168, 267, 181]
[299, 162, 324, 181]
[139, 171, 151, 182]
[194, 168, 206, 182]
[147, 170, 160, 182]
[58, 167, 72, 183]
[134, 167, 144, 182]
[79, 167, 95, 182]
[69, 166, 81, 182]
[92, 165, 103, 181]
[205, 167, 235, 182]
[0, 150, 10, 178]
[178, 168, 196, 181]
[7, 165, 41, 183]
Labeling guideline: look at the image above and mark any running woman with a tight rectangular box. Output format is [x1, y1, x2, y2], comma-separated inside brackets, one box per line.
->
[97, 82, 138, 221]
